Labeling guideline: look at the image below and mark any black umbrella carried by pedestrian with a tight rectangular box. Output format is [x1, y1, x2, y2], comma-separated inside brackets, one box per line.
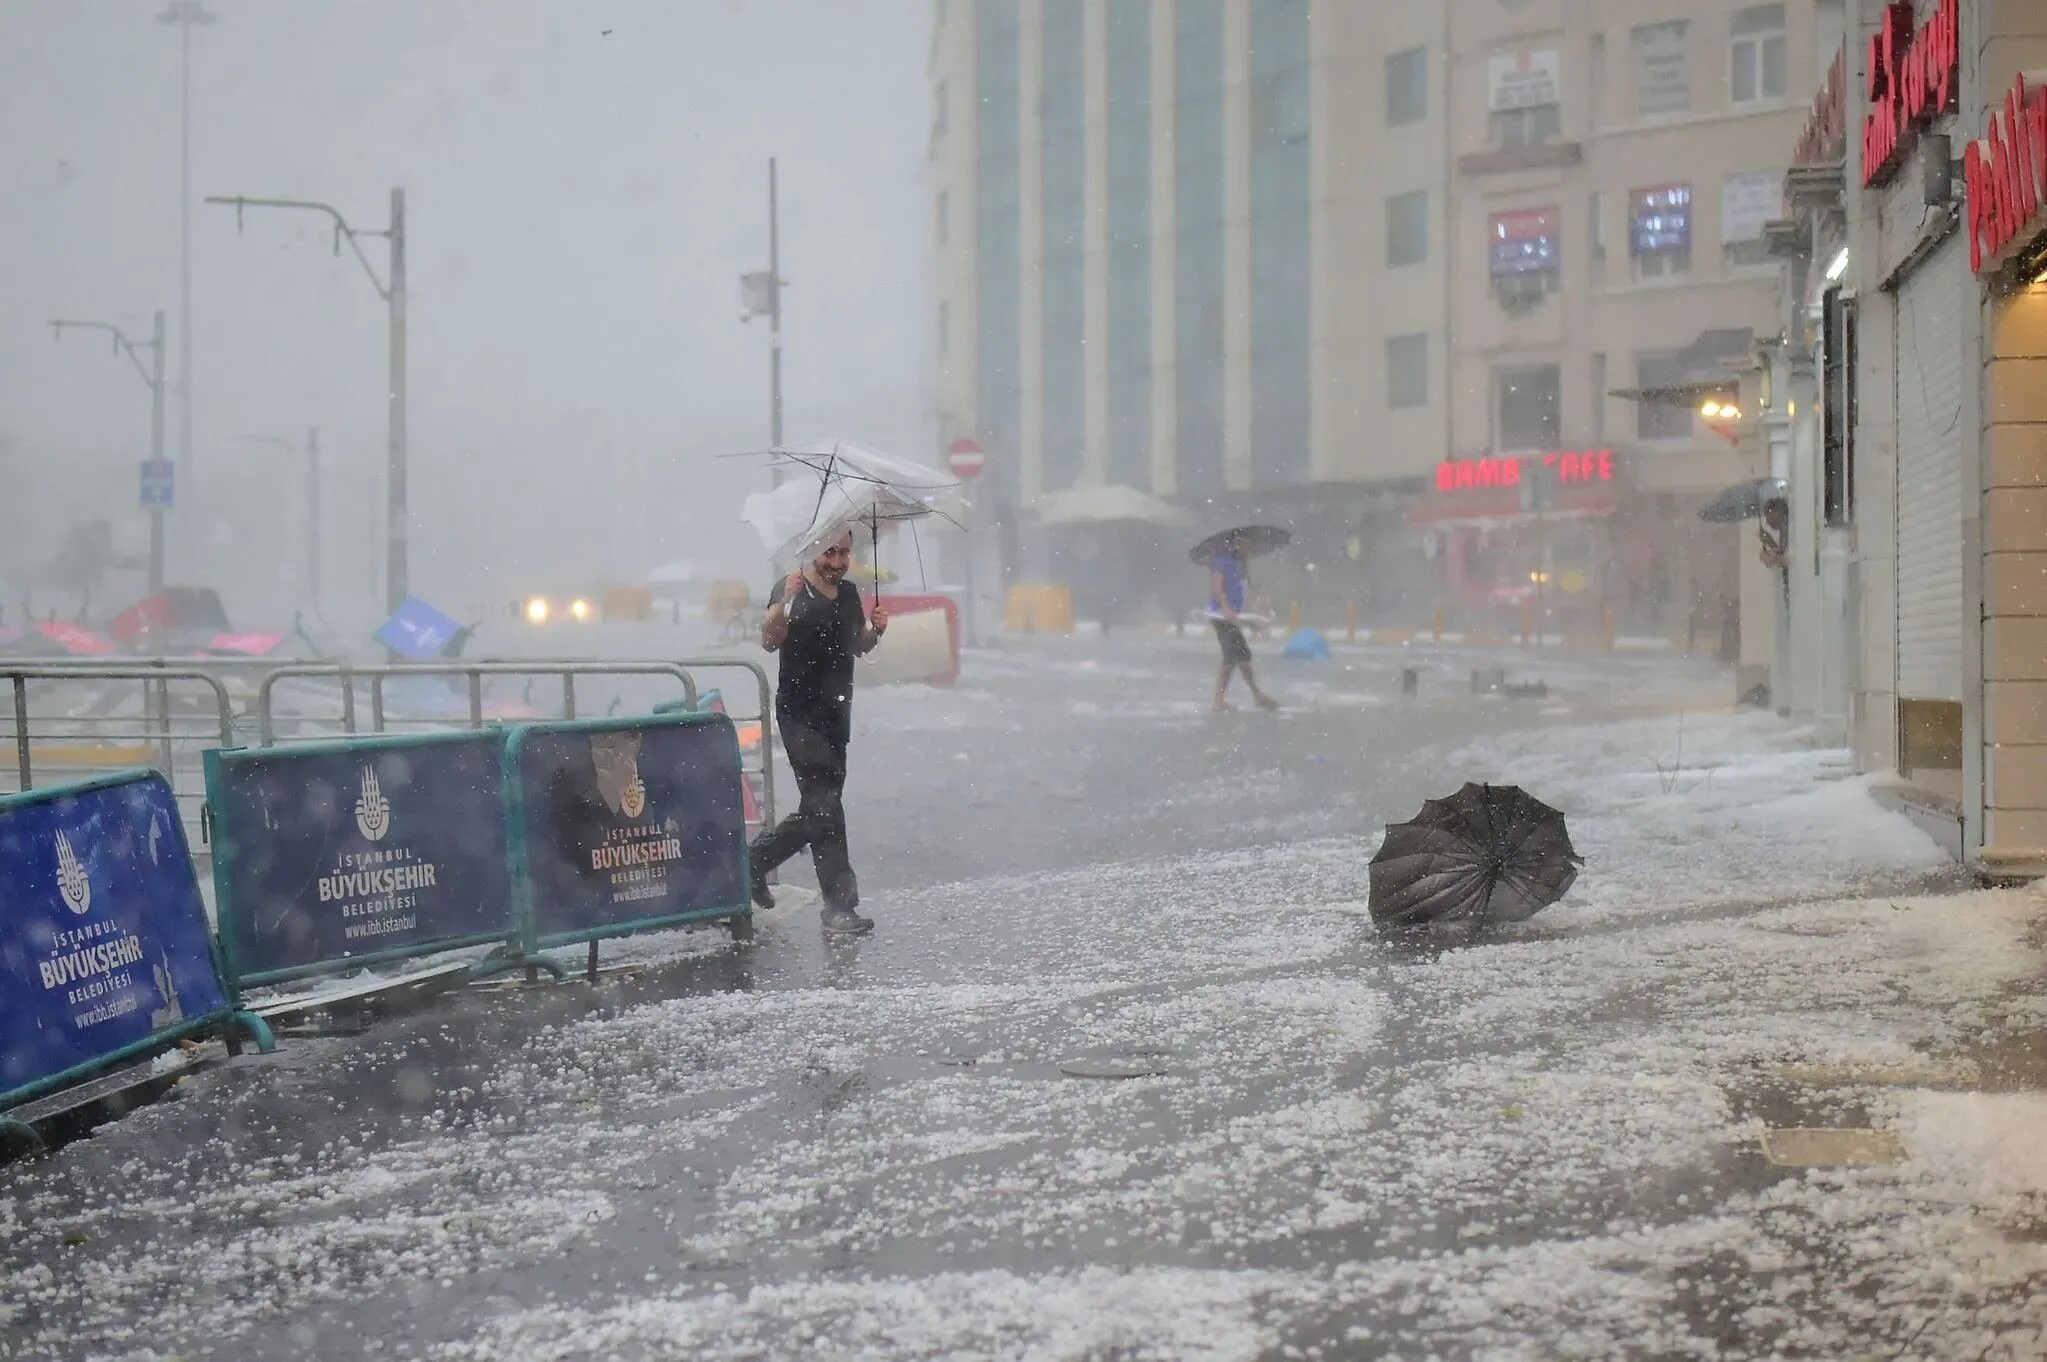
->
[1697, 477, 1788, 524]
[1368, 782, 1582, 932]
[1190, 524, 1291, 566]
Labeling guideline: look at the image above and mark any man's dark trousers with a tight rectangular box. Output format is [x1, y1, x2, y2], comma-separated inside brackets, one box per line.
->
[750, 716, 857, 911]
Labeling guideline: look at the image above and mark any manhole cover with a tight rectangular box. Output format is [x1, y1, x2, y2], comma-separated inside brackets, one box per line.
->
[1759, 1127, 1907, 1167]
[1057, 1053, 1172, 1080]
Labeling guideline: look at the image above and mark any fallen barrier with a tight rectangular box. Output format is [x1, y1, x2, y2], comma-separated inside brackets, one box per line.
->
[0, 770, 273, 1150]
[504, 712, 751, 963]
[204, 731, 520, 992]
[866, 594, 961, 687]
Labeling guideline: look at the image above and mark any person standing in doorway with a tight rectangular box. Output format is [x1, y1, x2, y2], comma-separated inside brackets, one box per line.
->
[750, 528, 889, 934]
[1208, 533, 1279, 713]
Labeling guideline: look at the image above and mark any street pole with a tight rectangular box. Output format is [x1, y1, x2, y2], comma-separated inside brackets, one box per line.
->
[387, 187, 408, 614]
[148, 311, 167, 594]
[49, 317, 168, 593]
[769, 157, 784, 464]
[306, 424, 322, 611]
[158, 1, 214, 518]
[206, 190, 405, 616]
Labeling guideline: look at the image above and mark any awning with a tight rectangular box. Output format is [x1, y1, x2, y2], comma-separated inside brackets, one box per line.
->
[1607, 379, 1738, 406]
[1034, 484, 1192, 528]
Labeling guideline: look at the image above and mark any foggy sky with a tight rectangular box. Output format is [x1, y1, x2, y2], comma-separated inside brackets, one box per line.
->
[0, 0, 933, 630]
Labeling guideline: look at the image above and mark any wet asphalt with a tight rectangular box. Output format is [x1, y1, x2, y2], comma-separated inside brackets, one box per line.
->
[0, 636, 1994, 1361]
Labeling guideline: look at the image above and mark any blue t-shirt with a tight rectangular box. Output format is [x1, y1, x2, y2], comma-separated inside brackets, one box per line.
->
[1209, 551, 1246, 616]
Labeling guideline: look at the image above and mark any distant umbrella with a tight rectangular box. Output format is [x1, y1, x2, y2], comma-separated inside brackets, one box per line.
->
[1369, 783, 1581, 932]
[1190, 524, 1291, 566]
[1698, 478, 1787, 524]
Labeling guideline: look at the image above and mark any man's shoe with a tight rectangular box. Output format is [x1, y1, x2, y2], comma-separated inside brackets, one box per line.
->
[749, 875, 776, 910]
[821, 905, 874, 935]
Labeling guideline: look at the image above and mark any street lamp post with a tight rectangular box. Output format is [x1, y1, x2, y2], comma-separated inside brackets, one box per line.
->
[740, 157, 785, 482]
[157, 0, 214, 513]
[207, 191, 407, 615]
[50, 313, 168, 593]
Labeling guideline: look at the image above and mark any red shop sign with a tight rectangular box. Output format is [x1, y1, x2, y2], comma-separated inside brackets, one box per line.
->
[1861, 0, 1959, 188]
[1965, 75, 2047, 274]
[1435, 449, 1615, 492]
[1794, 46, 1847, 166]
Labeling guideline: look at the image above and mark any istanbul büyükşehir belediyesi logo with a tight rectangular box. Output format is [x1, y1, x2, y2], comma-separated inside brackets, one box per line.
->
[590, 732, 648, 820]
[55, 830, 92, 916]
[354, 765, 393, 842]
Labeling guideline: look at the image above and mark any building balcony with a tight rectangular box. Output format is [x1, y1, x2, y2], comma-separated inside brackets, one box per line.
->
[1458, 141, 1584, 176]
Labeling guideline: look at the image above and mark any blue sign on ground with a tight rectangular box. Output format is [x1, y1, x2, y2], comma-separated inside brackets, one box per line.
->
[139, 460, 174, 509]
[506, 714, 748, 948]
[0, 772, 230, 1107]
[205, 731, 515, 988]
[374, 596, 463, 659]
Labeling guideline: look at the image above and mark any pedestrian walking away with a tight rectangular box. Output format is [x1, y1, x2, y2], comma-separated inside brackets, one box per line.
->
[750, 528, 889, 934]
[1206, 533, 1279, 713]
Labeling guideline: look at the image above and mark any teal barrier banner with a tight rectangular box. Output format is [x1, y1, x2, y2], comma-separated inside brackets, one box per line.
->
[205, 732, 515, 989]
[0, 771, 236, 1110]
[506, 713, 749, 949]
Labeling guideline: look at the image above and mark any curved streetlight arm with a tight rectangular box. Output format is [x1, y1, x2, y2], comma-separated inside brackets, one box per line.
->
[49, 319, 157, 390]
[204, 195, 391, 300]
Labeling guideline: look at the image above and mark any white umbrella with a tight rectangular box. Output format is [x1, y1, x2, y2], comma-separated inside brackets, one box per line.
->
[742, 474, 926, 565]
[736, 437, 966, 573]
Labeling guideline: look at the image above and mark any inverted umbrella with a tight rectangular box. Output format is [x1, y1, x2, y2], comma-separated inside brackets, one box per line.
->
[1368, 783, 1581, 931]
[737, 437, 963, 572]
[1190, 524, 1291, 566]
[1697, 477, 1787, 524]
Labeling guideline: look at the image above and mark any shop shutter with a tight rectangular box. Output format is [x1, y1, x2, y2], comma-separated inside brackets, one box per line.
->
[1894, 236, 1966, 704]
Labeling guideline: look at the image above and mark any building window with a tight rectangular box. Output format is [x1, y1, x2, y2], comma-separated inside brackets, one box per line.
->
[1633, 21, 1690, 118]
[1387, 190, 1428, 267]
[1822, 287, 1856, 526]
[1106, 0, 1152, 489]
[1491, 103, 1561, 149]
[1729, 4, 1787, 105]
[1176, 0, 1227, 497]
[936, 189, 948, 246]
[1041, 0, 1087, 494]
[1490, 206, 1560, 307]
[974, 0, 1021, 498]
[1591, 352, 1607, 441]
[937, 300, 949, 357]
[1635, 351, 1695, 440]
[1496, 364, 1561, 451]
[1387, 334, 1428, 409]
[1249, 0, 1312, 489]
[1386, 46, 1427, 126]
[932, 78, 949, 140]
[1630, 183, 1692, 279]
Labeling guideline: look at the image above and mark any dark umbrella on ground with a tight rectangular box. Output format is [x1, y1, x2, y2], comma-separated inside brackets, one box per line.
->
[1189, 524, 1290, 566]
[1698, 477, 1788, 523]
[1368, 782, 1582, 932]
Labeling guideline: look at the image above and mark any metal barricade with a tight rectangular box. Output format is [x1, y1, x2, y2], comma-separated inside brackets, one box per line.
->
[671, 658, 778, 835]
[4, 654, 778, 861]
[253, 661, 701, 746]
[1, 666, 235, 854]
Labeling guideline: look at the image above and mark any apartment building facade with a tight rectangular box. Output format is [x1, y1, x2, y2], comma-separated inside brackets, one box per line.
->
[1771, 0, 2047, 875]
[930, 0, 1820, 636]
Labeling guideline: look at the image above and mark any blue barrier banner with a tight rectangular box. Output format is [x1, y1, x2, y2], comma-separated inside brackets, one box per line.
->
[205, 732, 515, 988]
[0, 771, 231, 1107]
[507, 714, 748, 948]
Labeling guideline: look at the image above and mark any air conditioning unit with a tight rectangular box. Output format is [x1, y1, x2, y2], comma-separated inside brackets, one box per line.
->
[1494, 273, 1551, 313]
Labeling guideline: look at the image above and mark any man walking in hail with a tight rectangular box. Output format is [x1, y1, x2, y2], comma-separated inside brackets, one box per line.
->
[750, 528, 888, 934]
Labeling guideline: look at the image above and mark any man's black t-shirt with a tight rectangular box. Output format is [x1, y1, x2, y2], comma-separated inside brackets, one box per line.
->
[768, 575, 867, 745]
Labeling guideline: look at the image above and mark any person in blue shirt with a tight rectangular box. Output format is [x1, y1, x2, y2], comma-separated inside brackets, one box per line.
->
[1207, 533, 1279, 713]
